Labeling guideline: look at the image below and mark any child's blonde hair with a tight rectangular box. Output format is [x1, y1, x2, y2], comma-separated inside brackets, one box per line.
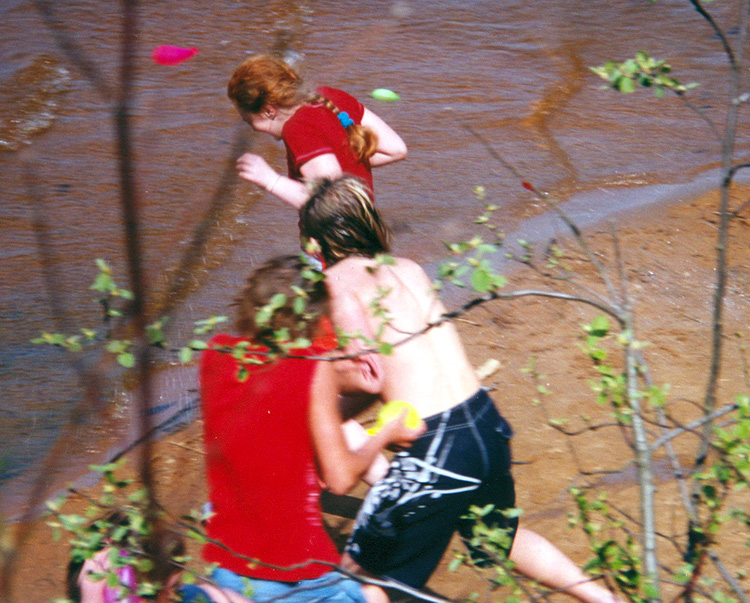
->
[299, 176, 390, 267]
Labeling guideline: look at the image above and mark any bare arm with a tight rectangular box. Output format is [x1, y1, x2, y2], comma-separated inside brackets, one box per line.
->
[361, 107, 407, 167]
[245, 152, 343, 210]
[309, 361, 423, 495]
[236, 153, 310, 209]
[341, 418, 390, 485]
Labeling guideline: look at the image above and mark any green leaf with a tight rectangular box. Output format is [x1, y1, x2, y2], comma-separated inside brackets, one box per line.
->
[190, 339, 208, 350]
[91, 272, 114, 293]
[179, 347, 193, 364]
[293, 296, 306, 315]
[193, 315, 229, 335]
[378, 342, 394, 355]
[643, 583, 660, 599]
[448, 556, 463, 572]
[471, 267, 492, 293]
[117, 352, 136, 368]
[145, 318, 168, 345]
[105, 340, 126, 354]
[616, 77, 636, 93]
[374, 253, 396, 266]
[589, 315, 610, 337]
[95, 258, 111, 274]
[269, 293, 287, 309]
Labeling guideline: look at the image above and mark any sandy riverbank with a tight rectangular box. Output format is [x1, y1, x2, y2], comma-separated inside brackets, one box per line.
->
[8, 185, 750, 602]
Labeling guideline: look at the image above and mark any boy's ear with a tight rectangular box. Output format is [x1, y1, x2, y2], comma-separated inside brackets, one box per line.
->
[333, 353, 383, 395]
[355, 353, 383, 393]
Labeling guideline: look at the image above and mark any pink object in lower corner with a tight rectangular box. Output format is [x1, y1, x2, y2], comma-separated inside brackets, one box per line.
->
[152, 45, 199, 65]
[103, 564, 140, 603]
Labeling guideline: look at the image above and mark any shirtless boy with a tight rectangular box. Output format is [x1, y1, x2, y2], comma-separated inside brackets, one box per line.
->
[299, 176, 619, 603]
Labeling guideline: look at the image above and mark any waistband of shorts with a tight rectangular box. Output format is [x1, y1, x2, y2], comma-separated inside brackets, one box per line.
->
[423, 388, 495, 430]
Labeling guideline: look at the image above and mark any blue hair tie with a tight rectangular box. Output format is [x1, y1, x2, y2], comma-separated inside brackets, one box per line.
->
[338, 111, 354, 128]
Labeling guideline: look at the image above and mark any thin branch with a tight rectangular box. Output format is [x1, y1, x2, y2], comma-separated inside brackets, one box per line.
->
[634, 351, 698, 538]
[545, 421, 622, 437]
[388, 288, 623, 354]
[696, 0, 748, 467]
[730, 195, 750, 220]
[462, 124, 624, 309]
[508, 252, 617, 313]
[707, 550, 750, 603]
[241, 287, 624, 365]
[650, 403, 739, 452]
[689, 0, 737, 69]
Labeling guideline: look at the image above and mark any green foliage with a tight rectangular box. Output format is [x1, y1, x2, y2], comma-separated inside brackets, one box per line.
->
[105, 339, 136, 368]
[451, 505, 528, 599]
[578, 316, 633, 422]
[192, 315, 229, 336]
[436, 185, 509, 293]
[692, 394, 750, 547]
[255, 293, 289, 329]
[32, 259, 230, 368]
[591, 51, 699, 97]
[44, 460, 234, 602]
[570, 488, 645, 601]
[440, 238, 507, 293]
[90, 259, 135, 318]
[46, 461, 182, 601]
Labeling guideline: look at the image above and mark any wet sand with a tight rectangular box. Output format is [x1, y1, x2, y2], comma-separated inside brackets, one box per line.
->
[9, 187, 750, 602]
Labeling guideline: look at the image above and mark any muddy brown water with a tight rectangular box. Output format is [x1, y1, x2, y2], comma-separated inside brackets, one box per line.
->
[1, 0, 745, 515]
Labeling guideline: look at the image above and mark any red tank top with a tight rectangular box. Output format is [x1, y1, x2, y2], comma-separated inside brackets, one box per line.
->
[200, 332, 340, 581]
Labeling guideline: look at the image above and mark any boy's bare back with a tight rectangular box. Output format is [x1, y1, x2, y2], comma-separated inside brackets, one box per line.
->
[326, 255, 481, 418]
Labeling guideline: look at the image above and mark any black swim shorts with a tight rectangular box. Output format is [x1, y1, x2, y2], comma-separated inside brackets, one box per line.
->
[345, 388, 517, 589]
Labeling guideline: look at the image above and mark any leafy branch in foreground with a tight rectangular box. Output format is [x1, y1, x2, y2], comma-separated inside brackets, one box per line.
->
[31, 258, 228, 368]
[46, 460, 454, 603]
[590, 50, 698, 97]
[45, 460, 199, 602]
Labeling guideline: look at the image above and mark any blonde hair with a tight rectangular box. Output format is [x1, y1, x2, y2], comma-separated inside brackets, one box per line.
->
[299, 176, 390, 267]
[227, 54, 378, 162]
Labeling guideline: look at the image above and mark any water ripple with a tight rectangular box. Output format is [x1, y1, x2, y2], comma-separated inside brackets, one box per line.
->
[0, 54, 71, 151]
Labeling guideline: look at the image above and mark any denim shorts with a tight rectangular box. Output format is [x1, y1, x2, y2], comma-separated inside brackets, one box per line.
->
[346, 388, 517, 589]
[209, 567, 366, 603]
[178, 584, 219, 602]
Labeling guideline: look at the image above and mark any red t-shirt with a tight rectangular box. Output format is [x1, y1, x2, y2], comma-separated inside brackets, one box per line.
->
[200, 333, 340, 581]
[282, 86, 373, 191]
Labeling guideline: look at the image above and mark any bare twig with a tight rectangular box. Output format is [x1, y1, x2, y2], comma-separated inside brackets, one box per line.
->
[650, 403, 739, 452]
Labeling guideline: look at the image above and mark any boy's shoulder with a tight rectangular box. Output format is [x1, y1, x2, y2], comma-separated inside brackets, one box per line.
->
[327, 255, 375, 275]
[329, 255, 430, 284]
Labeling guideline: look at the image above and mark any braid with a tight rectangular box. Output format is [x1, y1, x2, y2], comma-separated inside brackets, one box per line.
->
[309, 93, 379, 163]
[227, 54, 380, 163]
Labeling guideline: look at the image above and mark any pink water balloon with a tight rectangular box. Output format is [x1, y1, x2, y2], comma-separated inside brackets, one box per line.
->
[152, 45, 199, 66]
